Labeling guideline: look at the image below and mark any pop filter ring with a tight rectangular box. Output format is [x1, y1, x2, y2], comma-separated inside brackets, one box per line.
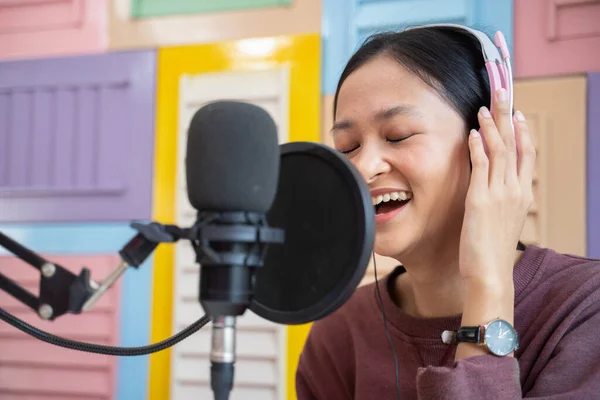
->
[249, 141, 375, 325]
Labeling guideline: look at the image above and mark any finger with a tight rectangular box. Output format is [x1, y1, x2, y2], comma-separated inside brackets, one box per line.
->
[514, 111, 536, 193]
[468, 129, 489, 193]
[493, 89, 518, 186]
[477, 106, 505, 188]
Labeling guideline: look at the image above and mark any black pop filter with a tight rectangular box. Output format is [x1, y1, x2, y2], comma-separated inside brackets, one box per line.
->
[249, 142, 375, 325]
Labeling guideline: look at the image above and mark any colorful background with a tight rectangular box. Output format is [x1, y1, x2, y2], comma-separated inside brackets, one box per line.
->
[0, 0, 598, 399]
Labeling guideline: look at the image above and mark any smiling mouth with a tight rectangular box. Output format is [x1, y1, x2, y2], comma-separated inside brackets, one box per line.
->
[372, 191, 412, 215]
[375, 199, 410, 215]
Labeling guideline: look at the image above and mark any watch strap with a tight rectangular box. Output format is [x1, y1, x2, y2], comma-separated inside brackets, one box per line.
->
[455, 325, 482, 344]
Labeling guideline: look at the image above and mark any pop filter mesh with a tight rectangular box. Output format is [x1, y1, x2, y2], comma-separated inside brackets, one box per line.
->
[250, 143, 374, 324]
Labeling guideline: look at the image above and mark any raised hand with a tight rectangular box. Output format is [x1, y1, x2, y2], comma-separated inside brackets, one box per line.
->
[459, 88, 536, 285]
[455, 87, 537, 360]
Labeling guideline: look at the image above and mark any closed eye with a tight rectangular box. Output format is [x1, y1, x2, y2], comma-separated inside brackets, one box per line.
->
[388, 133, 415, 143]
[339, 146, 358, 155]
[338, 134, 415, 155]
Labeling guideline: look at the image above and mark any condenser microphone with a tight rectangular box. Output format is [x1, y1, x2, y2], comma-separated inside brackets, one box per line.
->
[184, 100, 284, 400]
[185, 100, 376, 400]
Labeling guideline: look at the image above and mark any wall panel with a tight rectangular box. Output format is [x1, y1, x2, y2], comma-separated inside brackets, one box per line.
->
[0, 51, 156, 223]
[151, 34, 320, 400]
[321, 0, 514, 94]
[514, 0, 600, 78]
[514, 75, 587, 256]
[109, 0, 320, 50]
[0, 0, 108, 61]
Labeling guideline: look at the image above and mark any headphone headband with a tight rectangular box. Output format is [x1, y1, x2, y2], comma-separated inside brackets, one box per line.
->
[403, 23, 514, 138]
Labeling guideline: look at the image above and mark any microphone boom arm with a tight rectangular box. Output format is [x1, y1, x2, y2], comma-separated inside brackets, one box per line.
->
[0, 222, 177, 320]
[0, 230, 99, 320]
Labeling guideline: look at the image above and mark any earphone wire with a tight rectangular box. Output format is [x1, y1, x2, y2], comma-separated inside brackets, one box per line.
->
[373, 252, 401, 400]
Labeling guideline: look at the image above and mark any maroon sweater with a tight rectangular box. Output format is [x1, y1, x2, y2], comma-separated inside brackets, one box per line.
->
[296, 245, 600, 399]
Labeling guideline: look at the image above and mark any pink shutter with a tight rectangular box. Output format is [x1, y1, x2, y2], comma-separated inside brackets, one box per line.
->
[0, 255, 120, 399]
[0, 0, 108, 61]
[514, 0, 600, 78]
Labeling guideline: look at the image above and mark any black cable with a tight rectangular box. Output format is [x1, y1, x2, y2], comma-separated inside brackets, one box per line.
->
[0, 306, 210, 356]
[373, 253, 401, 400]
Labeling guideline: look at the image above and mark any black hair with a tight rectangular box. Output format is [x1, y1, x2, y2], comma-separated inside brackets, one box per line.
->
[332, 26, 492, 133]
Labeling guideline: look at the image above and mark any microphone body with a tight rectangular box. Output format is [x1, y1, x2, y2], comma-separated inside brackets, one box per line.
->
[193, 211, 282, 317]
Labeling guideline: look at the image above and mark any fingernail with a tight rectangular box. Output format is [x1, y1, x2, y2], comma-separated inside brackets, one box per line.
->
[497, 88, 508, 102]
[470, 129, 480, 138]
[515, 110, 526, 121]
[479, 106, 491, 118]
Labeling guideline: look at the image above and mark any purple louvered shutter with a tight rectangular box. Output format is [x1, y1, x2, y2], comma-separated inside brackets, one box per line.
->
[0, 50, 156, 222]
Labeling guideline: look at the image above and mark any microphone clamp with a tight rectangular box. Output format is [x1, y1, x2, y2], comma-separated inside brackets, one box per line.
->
[187, 211, 285, 267]
[128, 212, 285, 267]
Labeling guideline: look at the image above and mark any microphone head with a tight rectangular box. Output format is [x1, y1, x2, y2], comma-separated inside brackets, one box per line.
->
[185, 101, 280, 213]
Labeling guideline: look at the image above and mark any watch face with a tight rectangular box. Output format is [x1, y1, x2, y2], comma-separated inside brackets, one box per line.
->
[484, 319, 519, 356]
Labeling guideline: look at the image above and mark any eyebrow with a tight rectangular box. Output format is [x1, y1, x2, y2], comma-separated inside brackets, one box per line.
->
[331, 104, 424, 133]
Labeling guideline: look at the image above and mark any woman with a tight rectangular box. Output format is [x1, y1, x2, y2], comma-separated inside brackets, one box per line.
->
[296, 25, 600, 399]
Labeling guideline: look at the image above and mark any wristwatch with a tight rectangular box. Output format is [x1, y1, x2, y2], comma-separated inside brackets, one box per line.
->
[442, 318, 519, 356]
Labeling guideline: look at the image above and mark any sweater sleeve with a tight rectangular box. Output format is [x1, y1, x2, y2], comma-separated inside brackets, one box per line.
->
[295, 317, 355, 400]
[416, 355, 521, 399]
[415, 298, 600, 399]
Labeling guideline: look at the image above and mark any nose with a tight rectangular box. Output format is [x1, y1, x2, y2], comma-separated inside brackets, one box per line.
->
[353, 144, 392, 184]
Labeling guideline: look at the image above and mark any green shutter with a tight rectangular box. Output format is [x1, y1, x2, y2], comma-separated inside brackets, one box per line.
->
[131, 0, 292, 18]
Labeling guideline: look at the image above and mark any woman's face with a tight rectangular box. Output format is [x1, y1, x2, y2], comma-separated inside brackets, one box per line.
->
[333, 54, 473, 260]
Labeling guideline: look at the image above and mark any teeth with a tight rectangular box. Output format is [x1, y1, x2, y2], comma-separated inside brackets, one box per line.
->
[371, 191, 412, 206]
